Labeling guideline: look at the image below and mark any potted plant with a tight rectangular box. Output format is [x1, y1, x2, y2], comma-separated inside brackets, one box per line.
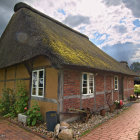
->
[130, 94, 136, 101]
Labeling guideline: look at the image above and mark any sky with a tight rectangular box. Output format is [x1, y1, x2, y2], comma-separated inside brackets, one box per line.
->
[0, 0, 140, 65]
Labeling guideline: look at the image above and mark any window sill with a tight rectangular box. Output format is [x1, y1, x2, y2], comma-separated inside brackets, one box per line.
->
[114, 89, 118, 92]
[31, 95, 44, 98]
[82, 94, 94, 99]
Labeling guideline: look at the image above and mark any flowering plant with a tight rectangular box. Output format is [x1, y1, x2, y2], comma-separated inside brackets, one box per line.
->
[24, 107, 27, 111]
[114, 100, 120, 105]
[130, 94, 136, 99]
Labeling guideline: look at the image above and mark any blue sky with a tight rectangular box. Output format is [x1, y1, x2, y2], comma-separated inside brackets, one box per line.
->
[0, 0, 140, 65]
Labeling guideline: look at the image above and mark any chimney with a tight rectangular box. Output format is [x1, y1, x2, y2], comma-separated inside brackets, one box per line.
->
[120, 61, 129, 68]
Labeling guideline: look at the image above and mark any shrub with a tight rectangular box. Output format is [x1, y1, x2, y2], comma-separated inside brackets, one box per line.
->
[15, 81, 29, 114]
[0, 88, 16, 117]
[134, 84, 140, 94]
[26, 101, 43, 126]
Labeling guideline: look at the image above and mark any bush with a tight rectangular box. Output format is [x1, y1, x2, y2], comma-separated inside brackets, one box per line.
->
[0, 81, 28, 118]
[26, 101, 43, 126]
[15, 81, 29, 114]
[134, 84, 140, 94]
[0, 88, 16, 117]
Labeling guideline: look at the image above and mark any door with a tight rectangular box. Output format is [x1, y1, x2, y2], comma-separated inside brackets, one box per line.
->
[119, 77, 124, 100]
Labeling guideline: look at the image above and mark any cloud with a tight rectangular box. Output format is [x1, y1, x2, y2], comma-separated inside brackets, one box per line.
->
[63, 14, 90, 27]
[102, 0, 122, 6]
[103, 0, 140, 18]
[113, 25, 127, 34]
[102, 42, 140, 64]
[123, 0, 140, 18]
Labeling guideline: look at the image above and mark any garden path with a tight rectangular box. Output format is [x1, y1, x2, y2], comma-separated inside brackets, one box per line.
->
[0, 119, 47, 140]
[80, 102, 140, 140]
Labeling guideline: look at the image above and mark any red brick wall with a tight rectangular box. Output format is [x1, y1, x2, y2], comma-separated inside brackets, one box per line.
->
[113, 92, 119, 101]
[123, 77, 134, 100]
[82, 98, 94, 110]
[96, 94, 104, 109]
[96, 74, 104, 92]
[63, 69, 81, 96]
[63, 98, 80, 111]
[62, 69, 134, 112]
[106, 75, 112, 90]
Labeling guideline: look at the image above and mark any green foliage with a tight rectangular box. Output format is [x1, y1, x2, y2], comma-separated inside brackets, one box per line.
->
[0, 81, 28, 118]
[0, 88, 16, 117]
[134, 84, 140, 94]
[26, 101, 43, 126]
[130, 62, 140, 72]
[15, 81, 29, 114]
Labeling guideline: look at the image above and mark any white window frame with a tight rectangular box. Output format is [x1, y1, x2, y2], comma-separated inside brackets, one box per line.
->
[82, 72, 94, 97]
[31, 69, 45, 97]
[114, 76, 118, 90]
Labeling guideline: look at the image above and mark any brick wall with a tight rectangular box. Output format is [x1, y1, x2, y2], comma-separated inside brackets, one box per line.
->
[82, 98, 94, 110]
[96, 74, 104, 92]
[113, 92, 119, 101]
[123, 77, 134, 100]
[62, 69, 134, 112]
[96, 94, 105, 109]
[63, 98, 80, 111]
[63, 69, 81, 96]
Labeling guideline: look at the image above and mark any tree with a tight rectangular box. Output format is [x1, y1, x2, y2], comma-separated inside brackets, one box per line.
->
[130, 62, 140, 72]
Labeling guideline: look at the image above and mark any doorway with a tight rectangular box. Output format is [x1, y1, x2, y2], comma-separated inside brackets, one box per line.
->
[119, 77, 124, 100]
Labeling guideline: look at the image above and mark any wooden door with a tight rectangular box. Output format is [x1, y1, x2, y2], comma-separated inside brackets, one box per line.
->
[119, 77, 124, 100]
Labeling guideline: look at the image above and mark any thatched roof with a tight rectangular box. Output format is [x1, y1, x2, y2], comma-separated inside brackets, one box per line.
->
[0, 2, 136, 76]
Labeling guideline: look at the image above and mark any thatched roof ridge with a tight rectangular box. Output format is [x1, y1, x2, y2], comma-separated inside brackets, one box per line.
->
[0, 2, 136, 76]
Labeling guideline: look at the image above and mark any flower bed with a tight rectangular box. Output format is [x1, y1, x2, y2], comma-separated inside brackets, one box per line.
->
[5, 105, 129, 140]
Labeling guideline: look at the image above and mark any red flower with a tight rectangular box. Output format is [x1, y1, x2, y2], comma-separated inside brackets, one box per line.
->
[24, 107, 27, 110]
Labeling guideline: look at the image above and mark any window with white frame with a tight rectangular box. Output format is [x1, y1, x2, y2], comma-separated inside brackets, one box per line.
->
[82, 73, 94, 95]
[32, 69, 44, 97]
[114, 76, 118, 90]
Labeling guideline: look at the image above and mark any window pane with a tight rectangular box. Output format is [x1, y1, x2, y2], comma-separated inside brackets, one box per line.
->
[115, 85, 117, 89]
[39, 78, 43, 87]
[89, 74, 93, 80]
[39, 70, 43, 78]
[89, 87, 93, 93]
[83, 88, 87, 94]
[115, 77, 117, 81]
[38, 88, 43, 96]
[83, 74, 87, 80]
[115, 81, 117, 84]
[32, 88, 36, 95]
[83, 80, 87, 87]
[89, 82, 93, 87]
[32, 72, 37, 88]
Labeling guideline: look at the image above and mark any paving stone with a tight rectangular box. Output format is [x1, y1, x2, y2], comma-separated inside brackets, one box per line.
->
[80, 103, 140, 140]
[0, 119, 45, 140]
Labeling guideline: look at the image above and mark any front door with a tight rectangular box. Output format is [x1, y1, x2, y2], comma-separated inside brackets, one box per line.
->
[119, 77, 124, 100]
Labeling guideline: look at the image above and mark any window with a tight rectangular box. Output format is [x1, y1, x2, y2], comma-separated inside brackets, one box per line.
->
[82, 73, 94, 95]
[32, 69, 44, 97]
[114, 76, 118, 90]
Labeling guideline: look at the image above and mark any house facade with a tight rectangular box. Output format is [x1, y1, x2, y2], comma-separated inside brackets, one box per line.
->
[0, 3, 135, 120]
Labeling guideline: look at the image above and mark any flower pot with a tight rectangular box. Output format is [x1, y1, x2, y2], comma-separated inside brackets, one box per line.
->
[100, 109, 106, 116]
[18, 113, 28, 125]
[130, 98, 136, 101]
